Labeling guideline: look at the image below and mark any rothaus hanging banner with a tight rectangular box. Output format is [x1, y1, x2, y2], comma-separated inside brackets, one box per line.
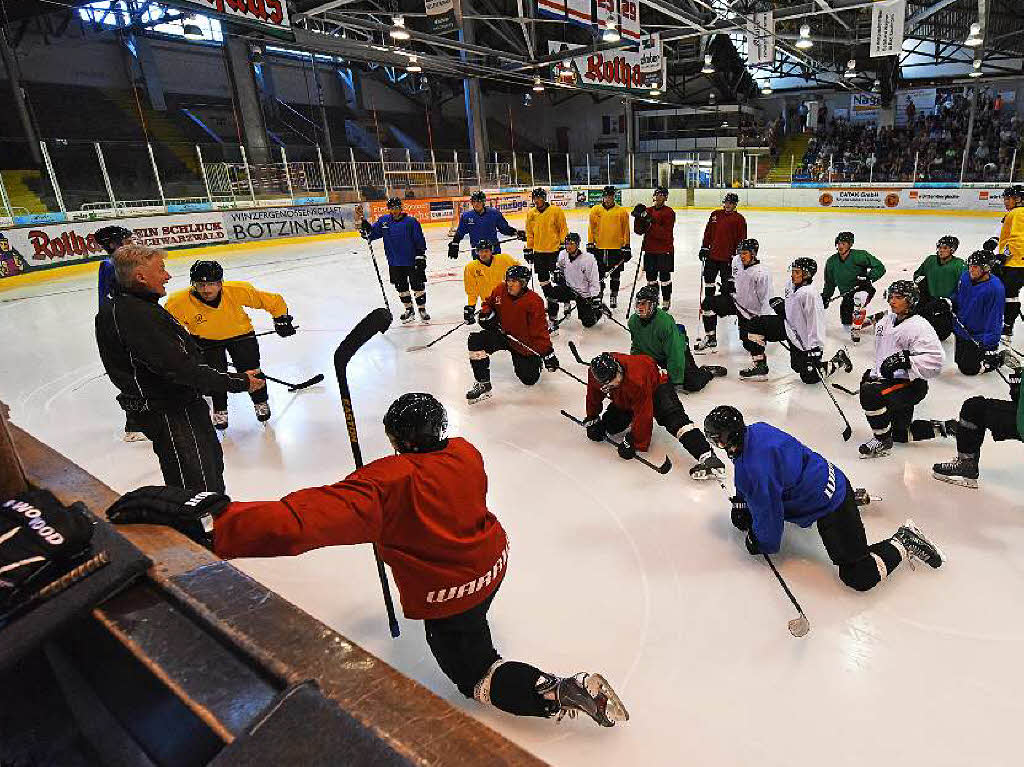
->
[175, 0, 290, 32]
[870, 0, 905, 57]
[549, 37, 663, 92]
[424, 0, 457, 35]
[619, 0, 640, 42]
[746, 11, 774, 66]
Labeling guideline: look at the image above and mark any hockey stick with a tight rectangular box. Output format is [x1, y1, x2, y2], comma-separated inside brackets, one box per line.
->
[452, 235, 520, 255]
[253, 372, 325, 392]
[568, 340, 588, 366]
[552, 302, 577, 330]
[560, 409, 672, 474]
[365, 238, 392, 314]
[201, 327, 301, 350]
[780, 315, 852, 441]
[501, 329, 589, 386]
[950, 312, 1012, 385]
[831, 382, 860, 396]
[406, 322, 464, 352]
[624, 250, 646, 318]
[334, 307, 401, 639]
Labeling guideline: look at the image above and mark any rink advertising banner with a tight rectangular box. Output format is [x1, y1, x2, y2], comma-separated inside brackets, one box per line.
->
[176, 0, 290, 32]
[850, 93, 881, 124]
[423, 0, 457, 35]
[817, 189, 900, 209]
[619, 0, 640, 42]
[549, 38, 664, 92]
[869, 0, 905, 57]
[746, 11, 775, 66]
[223, 204, 354, 242]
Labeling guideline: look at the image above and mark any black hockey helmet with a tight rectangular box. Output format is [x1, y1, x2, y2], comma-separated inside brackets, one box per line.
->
[475, 238, 495, 252]
[738, 238, 759, 255]
[723, 192, 739, 205]
[383, 392, 448, 453]
[565, 232, 581, 247]
[1002, 184, 1024, 199]
[653, 185, 669, 198]
[93, 225, 133, 253]
[386, 197, 403, 209]
[635, 284, 660, 308]
[966, 250, 993, 271]
[936, 235, 959, 252]
[590, 353, 623, 389]
[470, 190, 487, 204]
[703, 405, 745, 457]
[835, 231, 855, 245]
[602, 185, 616, 198]
[789, 257, 818, 282]
[505, 264, 532, 287]
[190, 260, 223, 283]
[531, 187, 548, 200]
[885, 279, 920, 309]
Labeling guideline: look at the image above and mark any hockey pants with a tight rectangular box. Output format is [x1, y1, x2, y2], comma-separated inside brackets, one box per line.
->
[700, 260, 733, 333]
[1001, 265, 1024, 336]
[643, 251, 674, 303]
[468, 329, 543, 385]
[595, 248, 627, 297]
[599, 383, 712, 459]
[200, 335, 267, 412]
[859, 377, 933, 442]
[389, 263, 427, 312]
[955, 396, 1021, 458]
[838, 284, 875, 326]
[136, 399, 225, 493]
[530, 253, 559, 304]
[546, 283, 600, 327]
[953, 335, 1000, 376]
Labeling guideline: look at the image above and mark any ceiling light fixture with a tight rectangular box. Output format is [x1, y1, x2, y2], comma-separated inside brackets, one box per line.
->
[182, 19, 204, 39]
[602, 18, 620, 43]
[702, 54, 715, 74]
[649, 87, 661, 96]
[970, 58, 983, 77]
[390, 16, 410, 40]
[844, 59, 856, 79]
[871, 79, 881, 93]
[532, 76, 545, 92]
[761, 81, 773, 95]
[965, 22, 982, 47]
[406, 55, 421, 72]
[795, 23, 813, 49]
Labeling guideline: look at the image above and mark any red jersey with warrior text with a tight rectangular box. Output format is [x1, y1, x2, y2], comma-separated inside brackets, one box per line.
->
[702, 208, 747, 263]
[213, 437, 509, 620]
[636, 204, 676, 255]
[585, 353, 668, 451]
[480, 283, 553, 357]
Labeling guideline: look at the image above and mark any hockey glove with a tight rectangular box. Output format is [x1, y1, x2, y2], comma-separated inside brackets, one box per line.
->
[730, 496, 751, 532]
[620, 244, 632, 262]
[769, 296, 785, 317]
[359, 220, 372, 240]
[879, 350, 912, 379]
[107, 486, 230, 551]
[516, 229, 527, 242]
[273, 314, 296, 337]
[415, 253, 427, 270]
[630, 204, 647, 218]
[464, 305, 476, 325]
[448, 241, 460, 260]
[543, 352, 559, 372]
[583, 417, 605, 442]
[1, 489, 95, 614]
[744, 530, 761, 556]
[586, 242, 598, 256]
[805, 347, 823, 372]
[1009, 367, 1022, 403]
[983, 348, 1004, 372]
[698, 246, 711, 262]
[617, 435, 637, 460]
[478, 310, 499, 331]
[983, 237, 998, 253]
[821, 293, 832, 309]
[523, 248, 535, 264]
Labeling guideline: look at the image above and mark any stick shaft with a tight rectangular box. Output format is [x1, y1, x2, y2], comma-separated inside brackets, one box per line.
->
[408, 322, 463, 351]
[763, 553, 806, 615]
[366, 240, 392, 314]
[502, 330, 588, 386]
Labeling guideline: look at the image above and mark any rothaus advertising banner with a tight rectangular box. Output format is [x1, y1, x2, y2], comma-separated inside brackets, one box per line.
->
[175, 0, 290, 32]
[549, 36, 664, 92]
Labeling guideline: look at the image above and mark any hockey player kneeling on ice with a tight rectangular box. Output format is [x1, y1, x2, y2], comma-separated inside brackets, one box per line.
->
[584, 352, 724, 480]
[547, 233, 602, 329]
[933, 366, 1024, 488]
[587, 185, 631, 309]
[945, 251, 1007, 376]
[358, 198, 430, 323]
[628, 285, 725, 393]
[854, 281, 949, 459]
[466, 265, 557, 403]
[821, 231, 886, 338]
[105, 393, 628, 727]
[913, 236, 965, 340]
[704, 405, 944, 591]
[462, 239, 519, 325]
[165, 260, 295, 429]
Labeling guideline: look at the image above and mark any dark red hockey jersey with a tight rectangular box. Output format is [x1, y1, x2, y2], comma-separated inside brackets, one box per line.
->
[701, 208, 747, 263]
[480, 282, 553, 357]
[635, 204, 676, 255]
[585, 353, 668, 451]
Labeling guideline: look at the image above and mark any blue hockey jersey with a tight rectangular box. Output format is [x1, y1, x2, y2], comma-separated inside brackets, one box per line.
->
[733, 422, 848, 554]
[98, 258, 117, 309]
[452, 206, 518, 253]
[952, 272, 1005, 350]
[365, 213, 427, 267]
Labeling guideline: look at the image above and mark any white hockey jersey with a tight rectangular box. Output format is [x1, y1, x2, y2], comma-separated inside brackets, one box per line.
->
[870, 312, 945, 379]
[784, 282, 825, 351]
[732, 255, 774, 319]
[556, 250, 601, 299]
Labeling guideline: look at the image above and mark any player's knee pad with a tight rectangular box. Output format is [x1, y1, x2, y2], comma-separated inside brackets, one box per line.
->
[838, 559, 881, 592]
[960, 395, 987, 428]
[659, 272, 671, 284]
[467, 331, 488, 353]
[859, 381, 885, 411]
[516, 361, 542, 386]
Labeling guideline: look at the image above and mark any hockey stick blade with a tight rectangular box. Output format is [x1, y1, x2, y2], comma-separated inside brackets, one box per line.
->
[567, 340, 588, 366]
[406, 322, 463, 352]
[335, 308, 394, 370]
[831, 382, 860, 396]
[560, 410, 672, 475]
[255, 372, 325, 391]
[764, 553, 811, 638]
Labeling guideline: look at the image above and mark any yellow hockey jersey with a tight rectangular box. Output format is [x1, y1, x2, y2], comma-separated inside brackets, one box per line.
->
[464, 252, 520, 307]
[525, 203, 568, 253]
[588, 204, 630, 250]
[998, 207, 1024, 268]
[164, 281, 288, 341]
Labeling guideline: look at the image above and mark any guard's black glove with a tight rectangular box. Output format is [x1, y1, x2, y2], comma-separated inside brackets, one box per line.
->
[273, 314, 296, 337]
[464, 305, 476, 325]
[516, 229, 527, 241]
[983, 237, 998, 253]
[620, 244, 632, 262]
[543, 351, 559, 372]
[478, 310, 499, 331]
[359, 220, 372, 240]
[583, 417, 605, 442]
[1010, 367, 1022, 403]
[730, 496, 751, 532]
[523, 248, 535, 264]
[880, 350, 912, 379]
[617, 435, 636, 460]
[744, 530, 761, 556]
[698, 246, 711, 261]
[630, 204, 647, 218]
[106, 486, 230, 551]
[448, 241, 460, 260]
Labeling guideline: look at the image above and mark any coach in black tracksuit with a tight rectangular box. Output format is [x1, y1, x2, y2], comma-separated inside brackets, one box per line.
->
[95, 245, 263, 492]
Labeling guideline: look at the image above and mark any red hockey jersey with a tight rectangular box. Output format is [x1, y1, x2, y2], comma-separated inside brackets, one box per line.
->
[480, 283, 553, 358]
[701, 208, 747, 263]
[213, 437, 509, 620]
[585, 353, 667, 451]
[635, 204, 676, 255]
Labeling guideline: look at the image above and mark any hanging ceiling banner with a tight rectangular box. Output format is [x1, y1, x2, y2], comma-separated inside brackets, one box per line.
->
[174, 0, 290, 31]
[746, 11, 774, 66]
[870, 0, 906, 57]
[565, 0, 593, 27]
[619, 0, 640, 42]
[424, 0, 458, 35]
[595, 0, 617, 29]
[549, 36, 663, 92]
[536, 0, 566, 20]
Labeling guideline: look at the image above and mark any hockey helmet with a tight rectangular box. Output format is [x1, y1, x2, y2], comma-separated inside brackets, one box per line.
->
[1002, 184, 1024, 199]
[565, 232, 582, 247]
[475, 238, 496, 253]
[653, 186, 669, 199]
[470, 190, 487, 204]
[885, 279, 920, 310]
[835, 231, 855, 246]
[590, 352, 623, 389]
[531, 187, 548, 200]
[789, 257, 818, 283]
[93, 225, 133, 254]
[386, 197, 403, 209]
[505, 264, 532, 287]
[703, 405, 746, 456]
[602, 185, 617, 198]
[936, 235, 959, 253]
[738, 238, 759, 255]
[966, 250, 993, 272]
[383, 393, 448, 453]
[190, 260, 223, 283]
[723, 192, 740, 205]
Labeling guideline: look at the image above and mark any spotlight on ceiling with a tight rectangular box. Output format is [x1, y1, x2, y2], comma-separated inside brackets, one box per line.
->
[761, 81, 773, 95]
[702, 54, 715, 74]
[602, 18, 620, 43]
[795, 23, 813, 49]
[970, 59, 983, 77]
[390, 16, 410, 40]
[871, 79, 881, 93]
[532, 76, 545, 92]
[965, 22, 982, 47]
[844, 59, 856, 79]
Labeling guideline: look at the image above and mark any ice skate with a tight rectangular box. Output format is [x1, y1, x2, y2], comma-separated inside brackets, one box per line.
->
[418, 308, 431, 322]
[689, 452, 726, 481]
[400, 307, 416, 324]
[211, 410, 228, 431]
[858, 435, 893, 458]
[831, 348, 854, 374]
[547, 316, 559, 336]
[703, 365, 727, 378]
[254, 402, 271, 423]
[123, 430, 148, 442]
[537, 672, 629, 728]
[893, 519, 945, 568]
[693, 335, 717, 355]
[739, 360, 769, 381]
[661, 298, 671, 311]
[932, 455, 979, 488]
[466, 381, 492, 404]
[609, 293, 618, 309]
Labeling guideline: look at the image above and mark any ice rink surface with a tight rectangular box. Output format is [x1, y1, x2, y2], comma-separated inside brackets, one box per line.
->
[3, 208, 1023, 766]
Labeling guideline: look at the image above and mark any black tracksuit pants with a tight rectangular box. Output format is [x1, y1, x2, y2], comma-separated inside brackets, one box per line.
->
[200, 335, 267, 411]
[136, 398, 225, 493]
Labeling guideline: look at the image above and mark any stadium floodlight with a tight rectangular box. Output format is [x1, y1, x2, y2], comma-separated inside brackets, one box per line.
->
[761, 82, 773, 95]
[969, 59, 983, 77]
[795, 24, 813, 49]
[532, 76, 545, 92]
[390, 16, 410, 40]
[702, 55, 715, 74]
[871, 79, 881, 93]
[965, 23, 982, 47]
[844, 60, 856, 79]
[406, 55, 422, 73]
